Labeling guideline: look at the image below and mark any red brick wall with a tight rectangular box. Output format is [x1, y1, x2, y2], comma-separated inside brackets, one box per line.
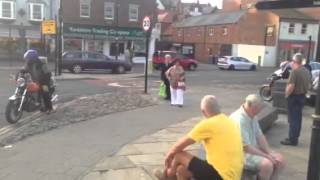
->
[206, 25, 239, 44]
[237, 10, 279, 46]
[63, 0, 156, 28]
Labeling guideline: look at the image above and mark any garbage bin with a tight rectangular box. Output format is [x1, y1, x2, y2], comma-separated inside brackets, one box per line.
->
[271, 80, 288, 114]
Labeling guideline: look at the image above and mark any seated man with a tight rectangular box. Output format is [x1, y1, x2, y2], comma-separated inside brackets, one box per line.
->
[155, 95, 244, 180]
[230, 94, 285, 180]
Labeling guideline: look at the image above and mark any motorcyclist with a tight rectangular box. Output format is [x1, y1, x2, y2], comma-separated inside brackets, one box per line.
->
[23, 49, 54, 114]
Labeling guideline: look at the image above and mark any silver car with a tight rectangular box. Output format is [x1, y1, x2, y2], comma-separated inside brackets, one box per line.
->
[218, 56, 257, 71]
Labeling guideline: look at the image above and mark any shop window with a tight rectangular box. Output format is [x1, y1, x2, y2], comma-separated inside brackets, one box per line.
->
[223, 27, 228, 36]
[110, 43, 124, 56]
[104, 2, 114, 20]
[29, 3, 44, 21]
[288, 23, 295, 33]
[80, 0, 90, 18]
[64, 39, 82, 51]
[0, 1, 15, 19]
[301, 24, 307, 34]
[129, 4, 139, 22]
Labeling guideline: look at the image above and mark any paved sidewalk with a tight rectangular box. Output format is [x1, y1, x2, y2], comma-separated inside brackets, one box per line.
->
[82, 107, 314, 180]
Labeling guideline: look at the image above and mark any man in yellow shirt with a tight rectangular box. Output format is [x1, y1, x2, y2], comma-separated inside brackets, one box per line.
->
[155, 95, 244, 180]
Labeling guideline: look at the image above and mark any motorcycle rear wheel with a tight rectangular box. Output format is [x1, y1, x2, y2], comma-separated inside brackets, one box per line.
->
[5, 100, 23, 124]
[260, 85, 273, 102]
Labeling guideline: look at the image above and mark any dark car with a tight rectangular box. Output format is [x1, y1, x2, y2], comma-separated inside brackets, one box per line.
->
[152, 51, 198, 71]
[62, 51, 132, 74]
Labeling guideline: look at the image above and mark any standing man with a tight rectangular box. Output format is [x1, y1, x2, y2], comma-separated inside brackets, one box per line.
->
[230, 94, 285, 180]
[160, 54, 173, 100]
[154, 95, 244, 180]
[281, 53, 311, 146]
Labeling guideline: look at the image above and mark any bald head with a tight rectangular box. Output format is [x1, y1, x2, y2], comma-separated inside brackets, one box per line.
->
[292, 53, 304, 65]
[201, 95, 221, 117]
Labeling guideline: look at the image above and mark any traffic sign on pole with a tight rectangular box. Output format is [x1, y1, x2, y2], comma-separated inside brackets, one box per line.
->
[142, 16, 151, 32]
[142, 16, 151, 93]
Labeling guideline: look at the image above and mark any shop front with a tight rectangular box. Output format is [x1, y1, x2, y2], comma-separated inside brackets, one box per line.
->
[63, 23, 146, 59]
[279, 41, 315, 61]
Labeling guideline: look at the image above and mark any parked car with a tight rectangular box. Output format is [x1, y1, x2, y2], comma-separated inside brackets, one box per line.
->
[62, 51, 132, 74]
[152, 51, 198, 71]
[217, 56, 257, 71]
[132, 52, 146, 64]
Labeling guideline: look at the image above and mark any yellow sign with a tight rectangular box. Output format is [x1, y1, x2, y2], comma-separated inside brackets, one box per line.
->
[42, 20, 56, 35]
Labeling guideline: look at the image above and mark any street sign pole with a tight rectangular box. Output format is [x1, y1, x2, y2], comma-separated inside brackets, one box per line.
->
[142, 16, 151, 94]
[145, 32, 149, 94]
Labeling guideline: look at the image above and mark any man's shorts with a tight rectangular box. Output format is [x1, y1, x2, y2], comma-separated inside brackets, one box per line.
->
[188, 157, 223, 180]
[245, 153, 264, 171]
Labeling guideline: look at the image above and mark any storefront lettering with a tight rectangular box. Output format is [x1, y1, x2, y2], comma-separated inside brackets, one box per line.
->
[64, 24, 145, 38]
[69, 27, 92, 34]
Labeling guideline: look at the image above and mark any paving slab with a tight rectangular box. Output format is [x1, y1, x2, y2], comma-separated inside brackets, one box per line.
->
[101, 168, 153, 180]
[127, 153, 165, 166]
[94, 156, 136, 171]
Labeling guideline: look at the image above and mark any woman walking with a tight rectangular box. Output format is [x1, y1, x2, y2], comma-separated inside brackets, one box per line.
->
[166, 59, 185, 107]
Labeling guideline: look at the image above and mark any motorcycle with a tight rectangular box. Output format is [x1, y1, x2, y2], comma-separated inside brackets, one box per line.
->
[5, 71, 58, 124]
[259, 65, 291, 102]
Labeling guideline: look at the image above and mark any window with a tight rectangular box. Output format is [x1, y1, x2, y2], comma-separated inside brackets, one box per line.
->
[65, 52, 82, 59]
[129, 4, 139, 22]
[208, 27, 214, 36]
[301, 24, 307, 34]
[80, 0, 90, 18]
[288, 23, 295, 33]
[104, 2, 114, 20]
[29, 3, 44, 21]
[266, 26, 274, 36]
[0, 1, 15, 19]
[223, 27, 228, 35]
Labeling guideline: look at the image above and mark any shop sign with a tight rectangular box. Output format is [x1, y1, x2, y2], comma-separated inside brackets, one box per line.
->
[64, 23, 144, 38]
[42, 20, 56, 35]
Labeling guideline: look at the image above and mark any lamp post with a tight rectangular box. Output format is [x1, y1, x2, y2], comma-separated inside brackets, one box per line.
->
[57, 0, 63, 75]
[115, 3, 120, 61]
[307, 35, 312, 63]
[307, 72, 320, 180]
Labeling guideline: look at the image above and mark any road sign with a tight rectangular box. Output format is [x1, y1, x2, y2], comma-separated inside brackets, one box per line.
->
[42, 20, 57, 35]
[142, 16, 151, 32]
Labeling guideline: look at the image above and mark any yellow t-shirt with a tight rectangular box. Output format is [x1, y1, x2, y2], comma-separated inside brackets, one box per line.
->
[188, 113, 244, 180]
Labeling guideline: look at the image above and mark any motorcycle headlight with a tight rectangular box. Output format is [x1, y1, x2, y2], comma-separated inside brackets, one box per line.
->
[17, 78, 25, 87]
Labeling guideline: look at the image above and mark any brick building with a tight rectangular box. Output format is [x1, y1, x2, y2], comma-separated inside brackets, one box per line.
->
[299, 7, 320, 60]
[169, 0, 319, 66]
[62, 0, 156, 58]
[0, 0, 58, 60]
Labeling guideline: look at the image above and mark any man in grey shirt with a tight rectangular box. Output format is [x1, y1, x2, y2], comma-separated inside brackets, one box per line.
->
[281, 53, 311, 146]
[230, 94, 285, 180]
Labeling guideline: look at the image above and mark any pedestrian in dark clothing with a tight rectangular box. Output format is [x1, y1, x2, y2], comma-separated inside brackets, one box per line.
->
[23, 50, 54, 114]
[160, 54, 173, 100]
[281, 53, 311, 146]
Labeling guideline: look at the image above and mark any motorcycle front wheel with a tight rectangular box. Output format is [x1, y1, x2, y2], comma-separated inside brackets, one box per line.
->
[260, 85, 273, 102]
[5, 100, 23, 124]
